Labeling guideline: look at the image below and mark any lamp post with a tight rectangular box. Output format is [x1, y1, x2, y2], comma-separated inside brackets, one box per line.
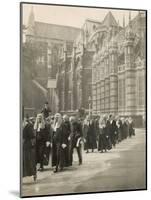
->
[47, 47, 52, 78]
[88, 96, 91, 116]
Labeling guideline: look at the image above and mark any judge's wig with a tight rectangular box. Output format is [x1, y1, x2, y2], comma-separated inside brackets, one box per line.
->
[34, 113, 45, 130]
[53, 113, 62, 129]
[63, 114, 69, 121]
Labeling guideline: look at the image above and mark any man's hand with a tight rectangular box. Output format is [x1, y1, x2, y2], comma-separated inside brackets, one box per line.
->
[62, 144, 67, 149]
[46, 141, 51, 147]
[83, 138, 86, 143]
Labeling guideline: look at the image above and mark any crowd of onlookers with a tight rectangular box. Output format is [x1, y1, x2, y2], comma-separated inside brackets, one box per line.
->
[22, 102, 135, 182]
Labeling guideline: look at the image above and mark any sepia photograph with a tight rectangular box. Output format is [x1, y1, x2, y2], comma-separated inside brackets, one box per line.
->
[20, 2, 147, 198]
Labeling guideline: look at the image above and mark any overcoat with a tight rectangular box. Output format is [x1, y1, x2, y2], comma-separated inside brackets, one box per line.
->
[23, 122, 36, 177]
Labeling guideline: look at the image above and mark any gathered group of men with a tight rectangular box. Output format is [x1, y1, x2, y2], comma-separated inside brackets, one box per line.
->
[23, 102, 135, 182]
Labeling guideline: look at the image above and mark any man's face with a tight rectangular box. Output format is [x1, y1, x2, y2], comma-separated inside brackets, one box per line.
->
[70, 118, 75, 124]
[38, 117, 42, 123]
[55, 116, 59, 122]
[87, 115, 91, 121]
[44, 104, 48, 109]
[46, 119, 50, 124]
[64, 117, 68, 122]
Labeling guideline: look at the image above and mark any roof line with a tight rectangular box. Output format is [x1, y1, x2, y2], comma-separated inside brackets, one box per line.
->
[35, 21, 81, 30]
[85, 18, 102, 24]
[35, 35, 75, 42]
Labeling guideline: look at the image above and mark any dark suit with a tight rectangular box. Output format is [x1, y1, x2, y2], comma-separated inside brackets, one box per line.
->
[41, 107, 51, 119]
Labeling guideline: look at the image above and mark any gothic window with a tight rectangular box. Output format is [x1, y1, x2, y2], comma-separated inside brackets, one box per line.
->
[138, 76, 145, 106]
[118, 80, 122, 106]
[68, 92, 71, 110]
[37, 55, 45, 64]
[61, 92, 64, 110]
[118, 79, 125, 107]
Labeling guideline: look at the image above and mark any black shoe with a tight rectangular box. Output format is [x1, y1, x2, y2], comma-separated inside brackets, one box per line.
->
[53, 169, 58, 173]
[33, 174, 37, 181]
[79, 161, 82, 165]
[59, 167, 63, 172]
[38, 167, 44, 172]
[40, 168, 44, 172]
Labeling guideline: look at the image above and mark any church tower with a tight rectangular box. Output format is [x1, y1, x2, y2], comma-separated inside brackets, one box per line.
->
[26, 6, 35, 42]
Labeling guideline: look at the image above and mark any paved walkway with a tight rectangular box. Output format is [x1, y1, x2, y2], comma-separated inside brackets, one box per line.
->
[22, 129, 146, 197]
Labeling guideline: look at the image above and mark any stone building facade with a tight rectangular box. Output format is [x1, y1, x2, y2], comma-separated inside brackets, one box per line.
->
[23, 7, 80, 114]
[58, 11, 146, 125]
[90, 11, 146, 126]
[23, 8, 146, 125]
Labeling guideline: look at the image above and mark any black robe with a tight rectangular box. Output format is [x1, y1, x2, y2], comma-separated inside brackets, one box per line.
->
[117, 120, 122, 142]
[98, 127, 108, 151]
[36, 126, 48, 168]
[51, 124, 70, 169]
[121, 122, 129, 140]
[23, 122, 36, 177]
[129, 122, 135, 137]
[61, 121, 71, 167]
[43, 124, 51, 166]
[83, 120, 97, 150]
[103, 121, 112, 150]
[106, 120, 117, 147]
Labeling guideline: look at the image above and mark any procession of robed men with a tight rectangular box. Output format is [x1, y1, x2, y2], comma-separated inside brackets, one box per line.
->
[22, 102, 135, 182]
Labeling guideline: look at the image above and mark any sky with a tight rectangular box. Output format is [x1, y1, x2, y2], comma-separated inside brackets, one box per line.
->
[22, 3, 141, 28]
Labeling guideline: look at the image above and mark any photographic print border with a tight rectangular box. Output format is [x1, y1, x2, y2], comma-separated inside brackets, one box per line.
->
[20, 2, 147, 198]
